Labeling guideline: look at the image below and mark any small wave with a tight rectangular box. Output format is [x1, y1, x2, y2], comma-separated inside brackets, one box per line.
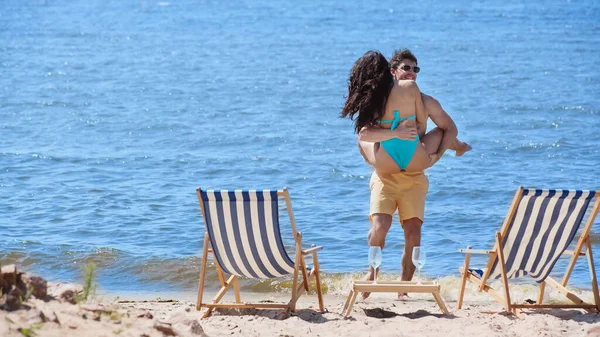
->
[438, 275, 595, 304]
[191, 270, 597, 305]
[550, 105, 595, 114]
[510, 139, 568, 152]
[2, 249, 597, 304]
[0, 251, 43, 268]
[106, 258, 599, 301]
[589, 233, 600, 245]
[62, 247, 126, 268]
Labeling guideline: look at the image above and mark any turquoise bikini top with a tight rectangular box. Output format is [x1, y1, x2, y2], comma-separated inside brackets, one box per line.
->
[378, 110, 416, 130]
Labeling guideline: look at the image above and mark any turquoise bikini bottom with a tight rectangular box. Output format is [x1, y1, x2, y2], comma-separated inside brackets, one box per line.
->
[378, 111, 419, 170]
[380, 136, 420, 170]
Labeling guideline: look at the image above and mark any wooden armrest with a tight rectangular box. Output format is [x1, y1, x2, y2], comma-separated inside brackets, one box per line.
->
[458, 248, 494, 254]
[302, 246, 324, 255]
[563, 250, 585, 256]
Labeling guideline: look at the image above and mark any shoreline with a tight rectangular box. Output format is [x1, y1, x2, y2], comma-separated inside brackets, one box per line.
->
[95, 274, 599, 307]
[3, 289, 600, 337]
[2, 268, 600, 337]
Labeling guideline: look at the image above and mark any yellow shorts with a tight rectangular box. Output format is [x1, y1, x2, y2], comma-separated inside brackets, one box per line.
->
[369, 171, 428, 224]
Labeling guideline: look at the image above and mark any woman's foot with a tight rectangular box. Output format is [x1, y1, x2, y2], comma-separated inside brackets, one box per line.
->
[455, 142, 472, 157]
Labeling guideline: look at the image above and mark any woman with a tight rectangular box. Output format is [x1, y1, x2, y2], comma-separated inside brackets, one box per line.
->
[341, 50, 469, 174]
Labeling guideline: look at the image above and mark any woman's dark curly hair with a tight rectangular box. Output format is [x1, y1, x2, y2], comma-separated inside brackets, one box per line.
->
[341, 50, 394, 134]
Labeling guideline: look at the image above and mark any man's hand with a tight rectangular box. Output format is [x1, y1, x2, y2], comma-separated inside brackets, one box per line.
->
[393, 120, 417, 140]
[428, 152, 441, 166]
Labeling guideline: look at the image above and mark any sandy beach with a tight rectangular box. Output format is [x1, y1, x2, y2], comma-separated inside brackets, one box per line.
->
[3, 280, 600, 337]
[4, 1, 600, 337]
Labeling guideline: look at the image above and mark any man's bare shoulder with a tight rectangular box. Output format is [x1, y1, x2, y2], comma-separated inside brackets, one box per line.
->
[421, 93, 440, 107]
[420, 92, 457, 130]
[421, 93, 443, 115]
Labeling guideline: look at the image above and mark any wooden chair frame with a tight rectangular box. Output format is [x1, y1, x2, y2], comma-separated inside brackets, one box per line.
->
[457, 186, 600, 314]
[195, 188, 325, 319]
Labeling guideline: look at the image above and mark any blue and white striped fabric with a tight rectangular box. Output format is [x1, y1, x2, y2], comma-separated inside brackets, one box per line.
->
[489, 189, 596, 282]
[199, 189, 296, 279]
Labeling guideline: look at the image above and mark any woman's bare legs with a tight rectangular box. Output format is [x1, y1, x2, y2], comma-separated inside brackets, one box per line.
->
[403, 128, 443, 171]
[420, 128, 471, 156]
[454, 140, 472, 156]
[359, 140, 403, 174]
[405, 128, 471, 171]
[357, 140, 377, 166]
[358, 129, 471, 173]
[420, 127, 445, 155]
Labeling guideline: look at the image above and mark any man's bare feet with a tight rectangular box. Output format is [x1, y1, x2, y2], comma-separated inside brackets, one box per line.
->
[361, 267, 376, 300]
[455, 142, 472, 157]
[397, 293, 410, 301]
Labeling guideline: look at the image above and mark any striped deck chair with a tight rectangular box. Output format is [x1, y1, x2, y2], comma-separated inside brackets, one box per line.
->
[195, 187, 324, 318]
[457, 187, 600, 313]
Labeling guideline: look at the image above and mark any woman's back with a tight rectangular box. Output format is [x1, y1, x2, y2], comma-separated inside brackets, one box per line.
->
[379, 80, 422, 129]
[373, 79, 430, 173]
[343, 50, 468, 176]
[342, 50, 434, 173]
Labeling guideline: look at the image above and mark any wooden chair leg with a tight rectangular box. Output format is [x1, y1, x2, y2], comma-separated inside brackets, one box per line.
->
[432, 291, 449, 314]
[563, 199, 600, 286]
[545, 277, 590, 308]
[196, 234, 210, 311]
[201, 275, 237, 319]
[300, 259, 310, 292]
[312, 252, 324, 311]
[201, 307, 214, 319]
[457, 245, 472, 309]
[281, 306, 292, 320]
[466, 271, 506, 307]
[200, 242, 231, 319]
[214, 258, 226, 287]
[585, 238, 600, 311]
[342, 289, 354, 316]
[288, 233, 302, 312]
[495, 232, 512, 312]
[345, 289, 359, 317]
[233, 277, 241, 304]
[537, 281, 545, 304]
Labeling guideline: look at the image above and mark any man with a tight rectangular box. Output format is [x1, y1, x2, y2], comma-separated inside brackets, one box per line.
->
[359, 49, 470, 299]
[389, 49, 470, 158]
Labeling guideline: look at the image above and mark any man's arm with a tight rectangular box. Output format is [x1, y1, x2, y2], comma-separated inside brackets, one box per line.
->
[424, 95, 458, 157]
[411, 81, 427, 126]
[358, 122, 417, 143]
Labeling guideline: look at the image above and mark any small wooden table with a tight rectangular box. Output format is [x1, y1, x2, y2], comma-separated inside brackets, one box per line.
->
[342, 280, 450, 317]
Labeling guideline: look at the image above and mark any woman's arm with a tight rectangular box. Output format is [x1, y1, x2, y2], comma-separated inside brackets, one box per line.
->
[358, 123, 417, 142]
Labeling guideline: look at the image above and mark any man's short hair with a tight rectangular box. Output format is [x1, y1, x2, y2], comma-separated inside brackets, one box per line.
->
[390, 49, 418, 69]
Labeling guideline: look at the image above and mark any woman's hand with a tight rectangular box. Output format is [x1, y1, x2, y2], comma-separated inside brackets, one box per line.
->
[393, 120, 417, 140]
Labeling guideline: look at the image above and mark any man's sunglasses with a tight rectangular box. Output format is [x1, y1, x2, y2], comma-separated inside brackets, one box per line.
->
[398, 65, 420, 73]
